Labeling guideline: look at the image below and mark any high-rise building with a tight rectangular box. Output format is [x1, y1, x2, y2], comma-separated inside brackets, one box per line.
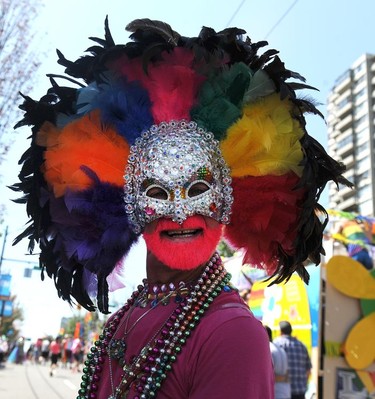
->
[327, 53, 375, 217]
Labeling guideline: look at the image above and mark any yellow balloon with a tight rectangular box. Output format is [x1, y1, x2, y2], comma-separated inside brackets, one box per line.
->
[344, 312, 375, 369]
[326, 256, 375, 299]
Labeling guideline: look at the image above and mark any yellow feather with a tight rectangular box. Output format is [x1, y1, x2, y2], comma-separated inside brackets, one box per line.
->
[221, 94, 304, 177]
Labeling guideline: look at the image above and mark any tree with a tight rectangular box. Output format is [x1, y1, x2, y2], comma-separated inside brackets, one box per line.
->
[0, 296, 24, 342]
[0, 0, 45, 226]
[0, 0, 45, 143]
[217, 239, 235, 258]
[61, 310, 105, 343]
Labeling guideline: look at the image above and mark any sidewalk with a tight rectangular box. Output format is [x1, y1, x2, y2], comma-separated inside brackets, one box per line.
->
[0, 361, 82, 399]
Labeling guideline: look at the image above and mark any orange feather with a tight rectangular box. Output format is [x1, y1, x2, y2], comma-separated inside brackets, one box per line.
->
[37, 111, 130, 197]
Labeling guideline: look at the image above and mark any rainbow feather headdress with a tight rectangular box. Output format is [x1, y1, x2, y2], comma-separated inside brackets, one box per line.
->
[11, 18, 351, 313]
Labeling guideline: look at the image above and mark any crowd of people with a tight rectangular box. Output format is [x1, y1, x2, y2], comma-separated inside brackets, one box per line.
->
[0, 334, 86, 376]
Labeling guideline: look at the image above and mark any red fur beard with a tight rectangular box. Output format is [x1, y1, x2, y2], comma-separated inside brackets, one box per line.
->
[142, 215, 223, 270]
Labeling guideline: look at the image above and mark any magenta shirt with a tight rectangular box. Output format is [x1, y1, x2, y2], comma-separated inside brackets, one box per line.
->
[96, 289, 274, 398]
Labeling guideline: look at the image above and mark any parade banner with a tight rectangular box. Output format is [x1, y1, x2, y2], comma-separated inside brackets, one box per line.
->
[0, 299, 13, 317]
[248, 264, 320, 352]
[0, 274, 11, 297]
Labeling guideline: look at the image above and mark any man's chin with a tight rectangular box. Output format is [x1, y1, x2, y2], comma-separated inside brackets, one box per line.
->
[143, 220, 223, 270]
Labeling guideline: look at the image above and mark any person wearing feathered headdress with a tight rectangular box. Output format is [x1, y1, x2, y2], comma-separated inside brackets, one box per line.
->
[11, 17, 350, 398]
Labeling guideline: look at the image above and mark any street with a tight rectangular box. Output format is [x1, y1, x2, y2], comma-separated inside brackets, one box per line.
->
[0, 362, 82, 399]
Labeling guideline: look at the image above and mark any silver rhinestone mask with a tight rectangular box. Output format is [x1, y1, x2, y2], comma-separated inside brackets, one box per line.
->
[124, 120, 233, 234]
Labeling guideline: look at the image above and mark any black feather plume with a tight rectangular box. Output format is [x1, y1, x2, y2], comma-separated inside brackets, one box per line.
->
[126, 18, 180, 46]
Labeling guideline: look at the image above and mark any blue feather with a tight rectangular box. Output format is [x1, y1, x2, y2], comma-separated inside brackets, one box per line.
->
[94, 79, 154, 144]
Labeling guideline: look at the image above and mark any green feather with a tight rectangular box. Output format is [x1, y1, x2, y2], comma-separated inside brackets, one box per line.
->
[243, 69, 276, 103]
[191, 63, 251, 140]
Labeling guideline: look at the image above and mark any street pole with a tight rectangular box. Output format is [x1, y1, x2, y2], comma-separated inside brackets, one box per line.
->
[0, 225, 8, 276]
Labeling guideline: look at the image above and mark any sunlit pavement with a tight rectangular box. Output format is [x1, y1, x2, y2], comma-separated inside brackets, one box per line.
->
[0, 361, 82, 399]
[0, 361, 317, 398]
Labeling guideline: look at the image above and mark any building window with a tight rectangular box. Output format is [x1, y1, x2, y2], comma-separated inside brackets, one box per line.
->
[358, 199, 373, 216]
[353, 62, 364, 75]
[355, 75, 366, 86]
[353, 88, 365, 103]
[338, 135, 353, 149]
[357, 170, 369, 182]
[358, 184, 371, 199]
[355, 126, 369, 141]
[335, 69, 351, 86]
[355, 142, 369, 157]
[354, 101, 367, 117]
[337, 96, 350, 109]
[356, 156, 369, 171]
[354, 115, 368, 130]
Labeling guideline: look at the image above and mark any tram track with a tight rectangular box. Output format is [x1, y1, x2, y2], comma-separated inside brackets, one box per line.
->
[0, 361, 81, 398]
[25, 363, 68, 399]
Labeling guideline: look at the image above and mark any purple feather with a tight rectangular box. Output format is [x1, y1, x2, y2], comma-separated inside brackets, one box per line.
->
[45, 170, 138, 285]
[83, 268, 98, 298]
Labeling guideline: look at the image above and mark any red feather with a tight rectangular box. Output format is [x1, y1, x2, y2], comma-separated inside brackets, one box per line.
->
[118, 48, 206, 123]
[224, 173, 305, 275]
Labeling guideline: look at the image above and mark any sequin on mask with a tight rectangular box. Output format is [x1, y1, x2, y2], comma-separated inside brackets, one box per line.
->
[124, 120, 233, 234]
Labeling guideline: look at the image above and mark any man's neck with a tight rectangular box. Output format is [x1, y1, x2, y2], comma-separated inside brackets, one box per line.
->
[145, 250, 208, 285]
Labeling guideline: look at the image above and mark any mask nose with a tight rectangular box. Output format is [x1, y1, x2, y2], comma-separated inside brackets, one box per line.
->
[169, 187, 189, 224]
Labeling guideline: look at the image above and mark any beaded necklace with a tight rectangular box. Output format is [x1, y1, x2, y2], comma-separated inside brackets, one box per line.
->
[77, 253, 232, 399]
[107, 288, 181, 368]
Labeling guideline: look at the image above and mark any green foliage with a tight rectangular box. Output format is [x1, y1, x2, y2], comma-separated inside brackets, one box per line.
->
[217, 239, 235, 258]
[0, 297, 23, 342]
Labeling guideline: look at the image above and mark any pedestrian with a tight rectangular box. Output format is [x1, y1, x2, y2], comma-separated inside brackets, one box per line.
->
[0, 336, 9, 367]
[62, 334, 73, 368]
[34, 338, 43, 364]
[265, 326, 291, 399]
[40, 338, 50, 365]
[15, 337, 25, 365]
[274, 321, 312, 399]
[71, 337, 83, 373]
[12, 16, 349, 399]
[49, 336, 62, 376]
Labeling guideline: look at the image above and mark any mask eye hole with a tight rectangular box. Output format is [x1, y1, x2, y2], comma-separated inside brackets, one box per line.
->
[145, 186, 169, 200]
[187, 182, 210, 198]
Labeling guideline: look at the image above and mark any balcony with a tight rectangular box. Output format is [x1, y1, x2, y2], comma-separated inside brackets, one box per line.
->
[336, 114, 353, 132]
[337, 142, 354, 159]
[337, 196, 357, 210]
[334, 74, 351, 94]
[340, 126, 353, 137]
[336, 101, 353, 119]
[341, 154, 354, 168]
[337, 184, 354, 198]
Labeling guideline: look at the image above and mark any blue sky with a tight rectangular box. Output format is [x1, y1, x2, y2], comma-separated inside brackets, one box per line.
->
[1, 0, 374, 339]
[35, 0, 374, 145]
